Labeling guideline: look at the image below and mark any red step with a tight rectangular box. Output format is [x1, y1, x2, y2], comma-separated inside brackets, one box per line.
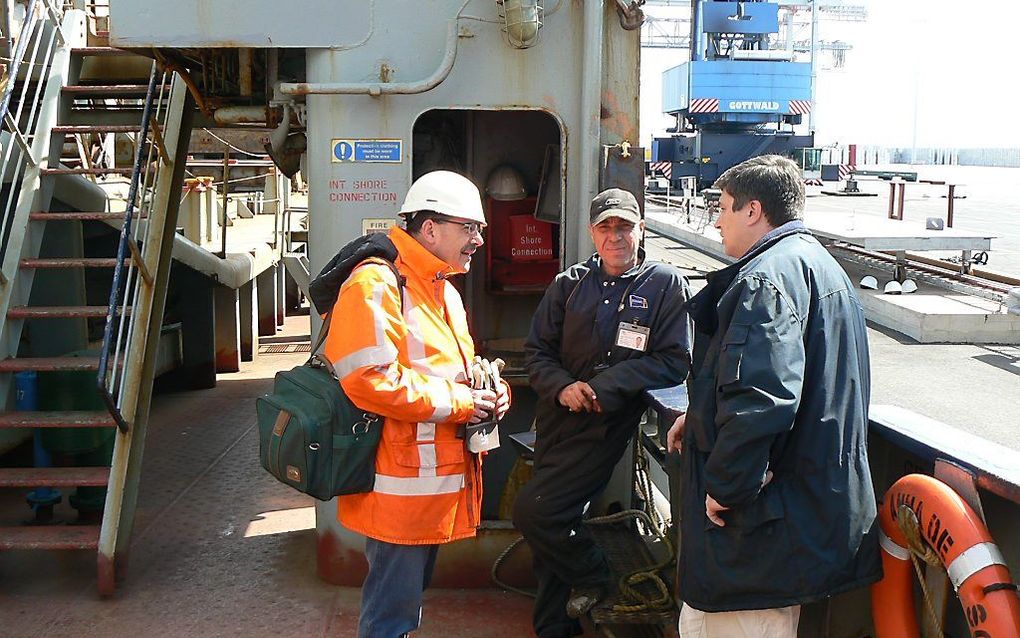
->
[0, 525, 101, 551]
[72, 47, 133, 57]
[41, 168, 133, 176]
[52, 125, 141, 134]
[62, 84, 152, 97]
[20, 258, 121, 269]
[7, 306, 125, 319]
[0, 411, 116, 428]
[0, 467, 110, 488]
[0, 357, 103, 372]
[30, 211, 133, 221]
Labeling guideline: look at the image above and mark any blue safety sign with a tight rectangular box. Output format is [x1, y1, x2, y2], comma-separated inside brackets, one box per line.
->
[332, 139, 403, 163]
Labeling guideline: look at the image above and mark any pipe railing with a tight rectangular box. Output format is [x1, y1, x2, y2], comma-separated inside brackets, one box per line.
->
[96, 63, 173, 433]
[0, 0, 60, 265]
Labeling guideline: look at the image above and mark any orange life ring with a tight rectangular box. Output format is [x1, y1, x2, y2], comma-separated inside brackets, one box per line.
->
[872, 473, 1020, 638]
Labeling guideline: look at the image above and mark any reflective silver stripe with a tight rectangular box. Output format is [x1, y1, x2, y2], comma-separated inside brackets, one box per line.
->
[880, 530, 910, 561]
[373, 473, 464, 496]
[442, 281, 467, 326]
[332, 272, 399, 379]
[418, 444, 437, 478]
[442, 282, 473, 383]
[421, 359, 466, 380]
[428, 381, 452, 421]
[947, 542, 1007, 589]
[404, 305, 428, 369]
[416, 423, 436, 442]
[332, 343, 398, 379]
[352, 262, 400, 290]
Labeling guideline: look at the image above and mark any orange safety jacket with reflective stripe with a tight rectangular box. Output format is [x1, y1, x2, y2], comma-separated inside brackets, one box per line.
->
[325, 227, 482, 545]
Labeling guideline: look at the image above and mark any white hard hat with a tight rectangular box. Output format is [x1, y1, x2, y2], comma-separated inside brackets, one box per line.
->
[485, 164, 527, 201]
[901, 279, 918, 294]
[884, 281, 903, 295]
[399, 170, 486, 225]
[859, 275, 878, 290]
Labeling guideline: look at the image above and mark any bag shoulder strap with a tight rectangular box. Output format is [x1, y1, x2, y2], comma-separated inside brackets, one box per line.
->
[310, 258, 406, 361]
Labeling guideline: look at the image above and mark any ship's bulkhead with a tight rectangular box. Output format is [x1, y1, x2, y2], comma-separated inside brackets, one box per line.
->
[298, 0, 639, 586]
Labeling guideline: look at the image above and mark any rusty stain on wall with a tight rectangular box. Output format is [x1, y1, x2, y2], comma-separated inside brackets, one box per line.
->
[600, 90, 636, 141]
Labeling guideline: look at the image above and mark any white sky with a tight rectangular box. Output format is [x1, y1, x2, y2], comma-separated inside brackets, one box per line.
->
[640, 0, 1020, 149]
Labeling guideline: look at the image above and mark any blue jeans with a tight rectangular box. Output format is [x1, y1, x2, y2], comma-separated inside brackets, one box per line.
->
[357, 537, 439, 638]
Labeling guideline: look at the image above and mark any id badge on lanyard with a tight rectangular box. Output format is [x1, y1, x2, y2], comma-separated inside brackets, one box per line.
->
[615, 321, 650, 352]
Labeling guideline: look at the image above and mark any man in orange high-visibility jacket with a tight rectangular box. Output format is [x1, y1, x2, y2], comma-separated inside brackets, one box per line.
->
[324, 170, 510, 638]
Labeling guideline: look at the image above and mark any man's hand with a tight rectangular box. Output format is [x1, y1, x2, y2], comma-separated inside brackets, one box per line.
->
[557, 381, 602, 413]
[705, 471, 774, 527]
[468, 389, 497, 424]
[705, 493, 729, 526]
[494, 381, 511, 421]
[666, 413, 685, 454]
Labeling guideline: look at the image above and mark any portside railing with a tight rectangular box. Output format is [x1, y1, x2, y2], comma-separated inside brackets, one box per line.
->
[0, 1, 82, 374]
[97, 68, 192, 593]
[0, 0, 56, 266]
[96, 63, 172, 433]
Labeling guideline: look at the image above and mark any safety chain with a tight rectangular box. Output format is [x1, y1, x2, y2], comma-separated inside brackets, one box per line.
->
[896, 504, 946, 638]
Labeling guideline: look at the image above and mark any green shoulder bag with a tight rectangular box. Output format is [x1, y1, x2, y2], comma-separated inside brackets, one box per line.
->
[256, 259, 403, 500]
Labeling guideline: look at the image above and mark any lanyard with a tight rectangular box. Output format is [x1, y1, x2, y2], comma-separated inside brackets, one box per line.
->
[595, 263, 645, 368]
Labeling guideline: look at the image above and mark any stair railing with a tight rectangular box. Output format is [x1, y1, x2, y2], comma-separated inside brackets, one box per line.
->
[97, 68, 191, 595]
[0, 1, 80, 368]
[0, 0, 56, 267]
[96, 63, 172, 433]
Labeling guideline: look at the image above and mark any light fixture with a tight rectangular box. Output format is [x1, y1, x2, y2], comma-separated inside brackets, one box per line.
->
[497, 0, 543, 49]
[728, 2, 752, 21]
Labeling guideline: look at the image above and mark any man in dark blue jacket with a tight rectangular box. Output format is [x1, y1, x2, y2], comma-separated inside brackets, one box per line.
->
[514, 188, 692, 638]
[666, 155, 880, 637]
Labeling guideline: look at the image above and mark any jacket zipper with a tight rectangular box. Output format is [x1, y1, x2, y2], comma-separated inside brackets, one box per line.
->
[433, 273, 478, 526]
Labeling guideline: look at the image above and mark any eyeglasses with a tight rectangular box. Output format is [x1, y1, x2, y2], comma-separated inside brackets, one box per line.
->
[433, 219, 484, 236]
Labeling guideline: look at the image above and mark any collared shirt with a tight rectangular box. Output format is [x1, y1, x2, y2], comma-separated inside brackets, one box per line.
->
[746, 219, 808, 256]
[592, 257, 645, 362]
[526, 250, 692, 416]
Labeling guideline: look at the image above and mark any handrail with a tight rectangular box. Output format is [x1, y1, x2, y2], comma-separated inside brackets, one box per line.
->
[0, 0, 42, 123]
[95, 65, 161, 434]
[640, 387, 1020, 507]
[0, 0, 58, 266]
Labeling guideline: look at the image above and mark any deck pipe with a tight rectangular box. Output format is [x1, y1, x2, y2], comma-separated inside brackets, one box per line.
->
[18, 370, 62, 521]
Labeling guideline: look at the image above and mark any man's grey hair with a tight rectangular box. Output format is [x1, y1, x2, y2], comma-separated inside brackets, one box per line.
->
[713, 155, 805, 227]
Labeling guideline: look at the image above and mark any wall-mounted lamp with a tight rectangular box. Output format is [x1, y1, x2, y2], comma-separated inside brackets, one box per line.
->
[496, 0, 543, 49]
[728, 2, 752, 22]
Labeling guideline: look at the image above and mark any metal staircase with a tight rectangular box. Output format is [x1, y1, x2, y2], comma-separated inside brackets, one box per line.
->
[0, 1, 194, 594]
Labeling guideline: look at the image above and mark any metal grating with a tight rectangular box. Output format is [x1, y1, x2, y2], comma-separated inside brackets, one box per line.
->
[259, 343, 311, 354]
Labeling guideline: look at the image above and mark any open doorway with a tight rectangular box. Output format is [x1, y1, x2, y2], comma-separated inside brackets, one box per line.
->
[412, 108, 563, 520]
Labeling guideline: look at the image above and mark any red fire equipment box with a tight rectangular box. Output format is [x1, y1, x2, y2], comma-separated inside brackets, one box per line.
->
[486, 196, 559, 292]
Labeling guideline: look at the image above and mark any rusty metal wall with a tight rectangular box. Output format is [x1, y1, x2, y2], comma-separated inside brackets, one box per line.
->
[102, 0, 643, 590]
[108, 0, 372, 48]
[301, 1, 641, 585]
[304, 1, 639, 273]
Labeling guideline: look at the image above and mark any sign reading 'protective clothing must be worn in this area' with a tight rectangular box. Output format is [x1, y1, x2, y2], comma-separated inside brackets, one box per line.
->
[331, 139, 403, 163]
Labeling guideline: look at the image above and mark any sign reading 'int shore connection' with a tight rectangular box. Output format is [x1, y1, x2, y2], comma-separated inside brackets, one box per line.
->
[331, 139, 403, 163]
